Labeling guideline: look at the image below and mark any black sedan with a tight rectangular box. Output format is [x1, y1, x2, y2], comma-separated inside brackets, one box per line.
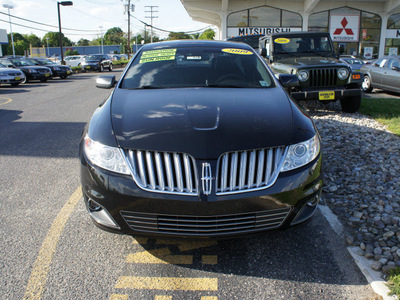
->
[361, 56, 400, 93]
[80, 40, 323, 238]
[0, 57, 52, 83]
[26, 57, 72, 79]
[81, 54, 113, 72]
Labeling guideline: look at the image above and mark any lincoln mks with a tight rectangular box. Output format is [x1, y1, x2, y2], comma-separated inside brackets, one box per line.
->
[80, 40, 323, 238]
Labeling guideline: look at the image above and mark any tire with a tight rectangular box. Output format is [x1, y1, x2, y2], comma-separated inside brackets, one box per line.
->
[100, 65, 104, 72]
[11, 83, 19, 87]
[362, 75, 373, 93]
[60, 75, 67, 79]
[340, 94, 361, 113]
[40, 78, 48, 83]
[109, 64, 113, 71]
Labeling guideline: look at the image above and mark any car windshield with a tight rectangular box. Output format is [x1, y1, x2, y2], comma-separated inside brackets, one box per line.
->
[0, 63, 7, 68]
[273, 36, 333, 54]
[35, 58, 54, 65]
[120, 46, 274, 89]
[86, 55, 102, 61]
[9, 59, 36, 66]
[227, 35, 263, 49]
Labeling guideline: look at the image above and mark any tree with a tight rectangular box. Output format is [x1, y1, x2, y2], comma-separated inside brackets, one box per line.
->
[65, 49, 79, 56]
[198, 29, 215, 40]
[6, 33, 28, 55]
[167, 32, 192, 40]
[25, 34, 42, 47]
[104, 27, 124, 45]
[77, 38, 90, 46]
[42, 32, 73, 47]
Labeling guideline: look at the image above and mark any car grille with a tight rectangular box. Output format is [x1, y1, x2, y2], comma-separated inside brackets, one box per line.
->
[37, 69, 49, 74]
[59, 66, 70, 71]
[125, 150, 198, 195]
[308, 68, 338, 87]
[7, 72, 20, 76]
[120, 207, 292, 236]
[216, 147, 286, 195]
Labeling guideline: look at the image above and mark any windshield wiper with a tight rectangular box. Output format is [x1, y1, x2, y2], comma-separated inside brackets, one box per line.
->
[134, 85, 164, 89]
[206, 83, 246, 88]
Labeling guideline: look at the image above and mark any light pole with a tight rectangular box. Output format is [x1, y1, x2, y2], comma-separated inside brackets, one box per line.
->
[57, 1, 73, 65]
[46, 37, 50, 57]
[3, 4, 15, 57]
[99, 26, 104, 54]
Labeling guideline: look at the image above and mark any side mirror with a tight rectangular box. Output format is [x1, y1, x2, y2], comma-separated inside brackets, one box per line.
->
[259, 48, 267, 57]
[96, 75, 116, 89]
[278, 74, 299, 88]
[392, 66, 400, 72]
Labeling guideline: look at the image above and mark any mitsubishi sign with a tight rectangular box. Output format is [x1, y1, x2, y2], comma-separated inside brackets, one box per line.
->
[330, 15, 359, 42]
[227, 27, 302, 37]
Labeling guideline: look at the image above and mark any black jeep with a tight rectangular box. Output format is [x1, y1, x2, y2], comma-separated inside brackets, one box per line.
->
[259, 32, 363, 113]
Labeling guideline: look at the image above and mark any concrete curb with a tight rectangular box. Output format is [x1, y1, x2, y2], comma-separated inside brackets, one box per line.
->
[318, 204, 398, 300]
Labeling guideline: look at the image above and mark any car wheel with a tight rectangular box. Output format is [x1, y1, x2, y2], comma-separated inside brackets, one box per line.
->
[109, 64, 113, 71]
[362, 75, 373, 93]
[40, 79, 48, 83]
[100, 65, 104, 72]
[11, 83, 19, 87]
[60, 75, 67, 79]
[340, 94, 361, 113]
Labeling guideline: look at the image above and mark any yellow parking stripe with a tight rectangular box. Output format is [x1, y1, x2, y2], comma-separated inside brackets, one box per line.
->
[126, 248, 193, 264]
[201, 297, 218, 300]
[202, 255, 218, 265]
[155, 296, 172, 300]
[132, 237, 148, 244]
[115, 277, 218, 291]
[110, 294, 128, 300]
[0, 97, 12, 106]
[23, 187, 82, 300]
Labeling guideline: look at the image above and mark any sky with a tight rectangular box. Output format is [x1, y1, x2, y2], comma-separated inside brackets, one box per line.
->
[0, 0, 212, 42]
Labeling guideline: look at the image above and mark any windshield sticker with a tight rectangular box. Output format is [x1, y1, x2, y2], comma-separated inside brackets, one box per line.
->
[140, 49, 177, 63]
[187, 56, 202, 60]
[222, 48, 253, 55]
[274, 38, 290, 44]
[259, 81, 268, 86]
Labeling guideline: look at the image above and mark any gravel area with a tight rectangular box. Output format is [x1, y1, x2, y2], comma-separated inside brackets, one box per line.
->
[301, 100, 400, 275]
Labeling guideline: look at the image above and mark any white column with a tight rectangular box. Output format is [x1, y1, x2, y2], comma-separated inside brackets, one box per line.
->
[303, 12, 309, 31]
[220, 11, 227, 40]
[378, 14, 389, 58]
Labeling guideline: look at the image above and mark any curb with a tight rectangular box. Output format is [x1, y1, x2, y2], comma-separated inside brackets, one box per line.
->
[318, 204, 398, 300]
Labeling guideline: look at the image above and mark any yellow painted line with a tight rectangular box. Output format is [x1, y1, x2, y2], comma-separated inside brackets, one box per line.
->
[0, 97, 12, 106]
[202, 255, 218, 265]
[126, 248, 193, 264]
[155, 296, 172, 300]
[132, 237, 148, 244]
[110, 294, 128, 300]
[23, 187, 82, 300]
[201, 297, 218, 300]
[115, 276, 218, 291]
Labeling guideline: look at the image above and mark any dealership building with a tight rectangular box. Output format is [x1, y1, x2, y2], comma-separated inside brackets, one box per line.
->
[181, 0, 400, 58]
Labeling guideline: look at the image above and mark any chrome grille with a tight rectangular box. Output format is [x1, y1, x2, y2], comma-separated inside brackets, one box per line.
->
[7, 72, 20, 76]
[308, 68, 338, 87]
[125, 150, 198, 195]
[120, 207, 292, 237]
[37, 69, 50, 74]
[216, 146, 286, 195]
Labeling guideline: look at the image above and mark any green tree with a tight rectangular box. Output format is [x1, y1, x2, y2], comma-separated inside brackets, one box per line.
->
[167, 32, 192, 40]
[65, 49, 79, 56]
[42, 32, 72, 47]
[77, 38, 90, 46]
[104, 27, 124, 45]
[198, 29, 215, 40]
[6, 33, 28, 55]
[25, 34, 42, 47]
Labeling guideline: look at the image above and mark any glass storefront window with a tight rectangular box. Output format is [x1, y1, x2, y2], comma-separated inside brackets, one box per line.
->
[308, 11, 328, 31]
[361, 11, 381, 29]
[282, 11, 302, 27]
[228, 10, 248, 27]
[249, 6, 280, 26]
[388, 14, 400, 29]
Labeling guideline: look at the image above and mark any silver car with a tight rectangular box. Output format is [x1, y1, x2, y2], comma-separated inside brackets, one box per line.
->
[0, 63, 26, 87]
[361, 56, 400, 93]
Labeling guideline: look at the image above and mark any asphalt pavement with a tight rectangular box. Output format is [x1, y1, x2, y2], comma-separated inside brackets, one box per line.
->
[0, 70, 379, 299]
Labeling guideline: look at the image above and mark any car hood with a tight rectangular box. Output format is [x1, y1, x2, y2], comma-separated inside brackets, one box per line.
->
[111, 87, 294, 158]
[19, 66, 51, 71]
[273, 56, 347, 70]
[83, 60, 101, 63]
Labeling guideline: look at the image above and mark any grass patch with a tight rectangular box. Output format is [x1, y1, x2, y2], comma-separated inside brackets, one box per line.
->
[360, 97, 400, 136]
[387, 267, 400, 297]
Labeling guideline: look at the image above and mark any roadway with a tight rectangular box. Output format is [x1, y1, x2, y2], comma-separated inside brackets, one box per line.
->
[0, 70, 377, 299]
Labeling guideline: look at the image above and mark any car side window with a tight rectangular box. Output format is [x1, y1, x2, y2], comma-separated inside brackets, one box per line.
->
[388, 59, 400, 69]
[379, 59, 387, 68]
[374, 58, 383, 67]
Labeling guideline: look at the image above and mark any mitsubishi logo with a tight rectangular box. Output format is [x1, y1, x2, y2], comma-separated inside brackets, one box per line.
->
[333, 17, 354, 36]
[201, 163, 213, 195]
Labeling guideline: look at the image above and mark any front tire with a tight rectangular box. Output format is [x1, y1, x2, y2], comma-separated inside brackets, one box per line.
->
[109, 64, 113, 71]
[100, 64, 104, 72]
[11, 83, 20, 87]
[340, 94, 361, 113]
[362, 75, 373, 93]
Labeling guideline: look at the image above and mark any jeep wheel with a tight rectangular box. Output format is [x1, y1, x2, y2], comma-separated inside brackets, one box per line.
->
[109, 64, 113, 71]
[362, 75, 373, 93]
[100, 65, 104, 72]
[340, 94, 361, 113]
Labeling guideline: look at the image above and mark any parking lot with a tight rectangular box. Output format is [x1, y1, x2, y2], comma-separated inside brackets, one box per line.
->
[0, 71, 379, 299]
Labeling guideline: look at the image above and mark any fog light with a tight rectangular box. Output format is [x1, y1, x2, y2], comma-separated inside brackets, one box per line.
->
[88, 199, 102, 211]
[307, 193, 320, 207]
[86, 197, 120, 229]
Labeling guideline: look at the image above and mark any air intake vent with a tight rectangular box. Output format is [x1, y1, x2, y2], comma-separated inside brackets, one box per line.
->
[309, 68, 338, 87]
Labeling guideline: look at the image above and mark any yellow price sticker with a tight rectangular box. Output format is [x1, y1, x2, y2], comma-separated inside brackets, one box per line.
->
[274, 38, 290, 44]
[140, 49, 177, 63]
[221, 48, 253, 55]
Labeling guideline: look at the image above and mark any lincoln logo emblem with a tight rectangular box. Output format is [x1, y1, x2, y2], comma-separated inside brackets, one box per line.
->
[201, 163, 212, 195]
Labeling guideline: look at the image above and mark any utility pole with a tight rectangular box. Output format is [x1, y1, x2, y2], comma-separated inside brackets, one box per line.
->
[122, 0, 134, 58]
[145, 6, 158, 43]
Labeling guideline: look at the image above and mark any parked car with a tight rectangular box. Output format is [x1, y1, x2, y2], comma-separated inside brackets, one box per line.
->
[0, 62, 26, 86]
[65, 55, 85, 67]
[0, 57, 52, 83]
[26, 57, 72, 79]
[339, 57, 364, 72]
[80, 40, 323, 238]
[81, 54, 113, 72]
[361, 56, 400, 93]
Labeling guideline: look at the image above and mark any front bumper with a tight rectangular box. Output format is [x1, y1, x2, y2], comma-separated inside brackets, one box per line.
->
[291, 87, 362, 101]
[52, 69, 72, 77]
[26, 72, 52, 81]
[80, 152, 323, 238]
[82, 64, 100, 71]
[0, 75, 25, 85]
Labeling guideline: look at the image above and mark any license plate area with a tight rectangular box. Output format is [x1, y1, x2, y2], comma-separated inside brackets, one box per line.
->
[319, 91, 335, 100]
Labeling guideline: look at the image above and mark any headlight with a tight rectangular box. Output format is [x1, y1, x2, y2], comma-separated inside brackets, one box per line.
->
[338, 68, 349, 80]
[0, 72, 7, 76]
[29, 69, 38, 73]
[281, 135, 320, 172]
[297, 70, 309, 82]
[53, 67, 61, 71]
[83, 135, 130, 175]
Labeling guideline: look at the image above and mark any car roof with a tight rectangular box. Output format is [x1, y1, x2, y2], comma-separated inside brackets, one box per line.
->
[140, 40, 254, 51]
